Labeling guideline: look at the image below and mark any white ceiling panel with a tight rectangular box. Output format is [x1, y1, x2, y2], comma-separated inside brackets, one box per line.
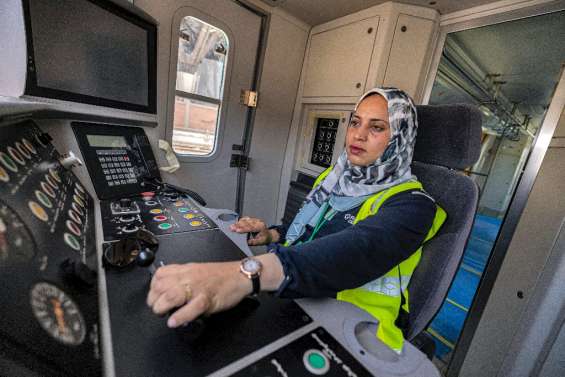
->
[259, 0, 505, 26]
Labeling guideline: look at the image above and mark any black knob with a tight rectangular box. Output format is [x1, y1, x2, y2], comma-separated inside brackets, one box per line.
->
[120, 198, 132, 209]
[136, 248, 155, 267]
[123, 223, 138, 232]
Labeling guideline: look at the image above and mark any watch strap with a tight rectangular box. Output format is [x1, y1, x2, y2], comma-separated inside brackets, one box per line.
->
[251, 275, 260, 295]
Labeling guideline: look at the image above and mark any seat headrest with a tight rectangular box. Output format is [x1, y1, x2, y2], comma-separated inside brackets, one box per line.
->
[414, 104, 482, 170]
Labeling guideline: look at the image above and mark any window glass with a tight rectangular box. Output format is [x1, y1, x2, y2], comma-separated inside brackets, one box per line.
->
[172, 97, 219, 155]
[173, 17, 228, 155]
[423, 10, 565, 367]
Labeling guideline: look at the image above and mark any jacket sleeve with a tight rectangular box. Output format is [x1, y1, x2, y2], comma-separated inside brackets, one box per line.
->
[272, 191, 437, 299]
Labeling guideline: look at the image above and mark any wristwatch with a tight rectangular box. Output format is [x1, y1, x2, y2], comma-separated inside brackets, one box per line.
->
[239, 257, 263, 295]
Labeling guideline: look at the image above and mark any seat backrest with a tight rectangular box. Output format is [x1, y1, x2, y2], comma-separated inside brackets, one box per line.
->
[406, 104, 482, 340]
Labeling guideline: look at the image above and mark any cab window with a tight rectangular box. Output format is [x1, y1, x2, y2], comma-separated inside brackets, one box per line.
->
[172, 16, 229, 156]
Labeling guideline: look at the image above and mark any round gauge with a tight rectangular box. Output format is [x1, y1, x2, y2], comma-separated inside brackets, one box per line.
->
[49, 168, 61, 183]
[0, 152, 18, 173]
[68, 209, 82, 225]
[0, 166, 9, 183]
[22, 138, 37, 155]
[64, 233, 81, 251]
[30, 282, 86, 346]
[66, 220, 82, 237]
[73, 195, 85, 208]
[45, 174, 58, 190]
[0, 204, 36, 265]
[35, 190, 53, 209]
[15, 142, 31, 160]
[7, 146, 25, 166]
[34, 134, 46, 147]
[75, 182, 85, 193]
[74, 187, 85, 200]
[29, 201, 48, 222]
[71, 202, 84, 217]
[41, 181, 56, 199]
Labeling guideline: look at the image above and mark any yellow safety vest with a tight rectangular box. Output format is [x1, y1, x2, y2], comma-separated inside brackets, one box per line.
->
[308, 167, 447, 352]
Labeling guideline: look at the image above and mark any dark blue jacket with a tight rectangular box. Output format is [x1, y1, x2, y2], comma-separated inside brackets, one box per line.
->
[271, 189, 437, 298]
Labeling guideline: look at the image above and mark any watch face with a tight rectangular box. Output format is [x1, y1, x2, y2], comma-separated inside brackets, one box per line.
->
[242, 258, 261, 274]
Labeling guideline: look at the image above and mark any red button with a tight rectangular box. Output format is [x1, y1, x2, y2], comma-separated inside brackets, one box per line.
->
[153, 215, 167, 222]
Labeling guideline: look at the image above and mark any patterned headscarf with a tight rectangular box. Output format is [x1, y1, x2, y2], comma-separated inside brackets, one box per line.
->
[285, 87, 418, 245]
[308, 87, 418, 206]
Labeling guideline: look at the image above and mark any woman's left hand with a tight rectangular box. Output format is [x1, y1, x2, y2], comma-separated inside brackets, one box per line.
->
[146, 262, 251, 328]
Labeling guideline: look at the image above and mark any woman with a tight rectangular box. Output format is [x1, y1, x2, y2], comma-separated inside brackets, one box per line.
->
[146, 87, 445, 352]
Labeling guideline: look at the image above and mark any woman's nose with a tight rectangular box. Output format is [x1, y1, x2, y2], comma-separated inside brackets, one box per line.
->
[353, 125, 368, 140]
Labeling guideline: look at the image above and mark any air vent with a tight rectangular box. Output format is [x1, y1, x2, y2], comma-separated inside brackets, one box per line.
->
[258, 0, 287, 7]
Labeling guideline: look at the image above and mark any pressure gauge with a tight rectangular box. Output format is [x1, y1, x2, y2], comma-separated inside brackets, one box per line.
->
[30, 282, 86, 346]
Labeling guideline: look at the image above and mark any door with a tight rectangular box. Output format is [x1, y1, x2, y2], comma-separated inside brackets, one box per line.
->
[137, 0, 263, 211]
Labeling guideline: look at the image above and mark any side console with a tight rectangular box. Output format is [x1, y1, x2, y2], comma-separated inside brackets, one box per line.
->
[0, 120, 100, 376]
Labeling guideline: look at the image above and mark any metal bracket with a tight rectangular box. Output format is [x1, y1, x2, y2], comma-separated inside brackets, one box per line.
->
[240, 90, 258, 108]
[230, 154, 249, 170]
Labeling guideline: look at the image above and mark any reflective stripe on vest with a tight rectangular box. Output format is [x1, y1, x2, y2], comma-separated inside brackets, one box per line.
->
[312, 167, 447, 352]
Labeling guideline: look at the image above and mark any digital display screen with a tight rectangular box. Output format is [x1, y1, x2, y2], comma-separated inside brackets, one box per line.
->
[25, 0, 156, 113]
[86, 135, 128, 148]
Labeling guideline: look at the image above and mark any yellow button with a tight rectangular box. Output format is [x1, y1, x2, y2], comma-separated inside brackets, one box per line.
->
[189, 221, 202, 227]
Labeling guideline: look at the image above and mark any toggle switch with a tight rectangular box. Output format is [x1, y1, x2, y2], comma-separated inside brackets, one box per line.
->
[59, 151, 83, 170]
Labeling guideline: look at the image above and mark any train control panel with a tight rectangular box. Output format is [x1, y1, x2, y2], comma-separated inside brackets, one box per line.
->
[101, 192, 216, 241]
[0, 120, 100, 377]
[72, 122, 161, 200]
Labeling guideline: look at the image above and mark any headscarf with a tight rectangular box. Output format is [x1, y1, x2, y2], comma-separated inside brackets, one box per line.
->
[285, 87, 418, 245]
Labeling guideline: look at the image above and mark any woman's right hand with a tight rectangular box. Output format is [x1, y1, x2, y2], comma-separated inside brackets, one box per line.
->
[229, 216, 279, 246]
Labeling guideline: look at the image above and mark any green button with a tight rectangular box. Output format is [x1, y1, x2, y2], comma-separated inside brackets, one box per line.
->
[303, 349, 329, 375]
[158, 223, 172, 230]
[308, 353, 326, 369]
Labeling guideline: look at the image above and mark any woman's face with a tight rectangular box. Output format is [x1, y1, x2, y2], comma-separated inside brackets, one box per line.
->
[346, 94, 391, 167]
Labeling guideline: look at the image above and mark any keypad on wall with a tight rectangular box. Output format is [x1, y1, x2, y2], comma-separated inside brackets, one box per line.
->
[310, 117, 339, 168]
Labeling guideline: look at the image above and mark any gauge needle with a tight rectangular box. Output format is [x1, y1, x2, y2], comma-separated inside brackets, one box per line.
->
[51, 299, 67, 333]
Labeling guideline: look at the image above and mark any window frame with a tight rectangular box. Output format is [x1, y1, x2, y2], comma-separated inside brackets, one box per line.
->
[167, 8, 235, 162]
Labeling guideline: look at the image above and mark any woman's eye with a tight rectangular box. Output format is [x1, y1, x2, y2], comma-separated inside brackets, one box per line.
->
[370, 125, 384, 133]
[349, 120, 360, 128]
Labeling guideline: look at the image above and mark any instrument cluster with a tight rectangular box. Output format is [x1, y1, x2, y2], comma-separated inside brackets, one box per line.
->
[0, 120, 101, 376]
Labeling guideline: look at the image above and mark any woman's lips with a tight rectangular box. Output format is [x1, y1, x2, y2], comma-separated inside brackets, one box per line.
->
[349, 145, 365, 155]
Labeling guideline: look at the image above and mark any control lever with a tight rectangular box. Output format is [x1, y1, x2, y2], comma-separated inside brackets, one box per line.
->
[136, 247, 156, 268]
[59, 151, 84, 170]
[120, 198, 132, 209]
[163, 182, 207, 207]
[143, 177, 207, 207]
[145, 260, 207, 341]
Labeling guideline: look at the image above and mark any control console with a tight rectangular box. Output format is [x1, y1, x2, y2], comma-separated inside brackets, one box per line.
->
[0, 120, 100, 376]
[72, 122, 160, 200]
[101, 191, 216, 241]
[68, 120, 418, 377]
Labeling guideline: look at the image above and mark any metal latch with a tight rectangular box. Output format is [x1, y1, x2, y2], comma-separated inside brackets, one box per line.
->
[230, 154, 249, 170]
[240, 90, 258, 108]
